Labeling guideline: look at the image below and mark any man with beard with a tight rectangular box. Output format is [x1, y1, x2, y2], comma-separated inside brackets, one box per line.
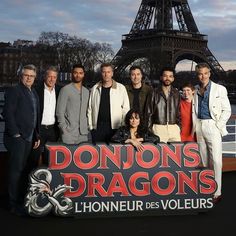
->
[56, 64, 89, 144]
[146, 67, 181, 143]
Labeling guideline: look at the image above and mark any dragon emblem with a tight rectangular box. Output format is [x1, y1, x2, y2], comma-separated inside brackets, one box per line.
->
[25, 169, 73, 217]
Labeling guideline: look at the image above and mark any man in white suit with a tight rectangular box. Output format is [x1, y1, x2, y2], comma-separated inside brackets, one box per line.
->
[192, 63, 231, 203]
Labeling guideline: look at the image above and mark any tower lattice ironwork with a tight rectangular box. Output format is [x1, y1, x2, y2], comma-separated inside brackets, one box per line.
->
[113, 0, 224, 83]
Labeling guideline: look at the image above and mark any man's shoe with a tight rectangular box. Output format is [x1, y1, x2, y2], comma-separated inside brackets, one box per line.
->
[10, 206, 28, 217]
[213, 195, 222, 204]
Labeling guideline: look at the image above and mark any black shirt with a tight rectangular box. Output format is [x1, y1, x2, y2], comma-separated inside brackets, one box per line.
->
[97, 86, 111, 126]
[132, 87, 141, 111]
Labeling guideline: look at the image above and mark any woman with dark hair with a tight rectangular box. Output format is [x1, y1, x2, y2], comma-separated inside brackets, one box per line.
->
[111, 109, 160, 151]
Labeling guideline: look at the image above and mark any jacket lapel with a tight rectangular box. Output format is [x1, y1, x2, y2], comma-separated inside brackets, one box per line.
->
[208, 81, 216, 111]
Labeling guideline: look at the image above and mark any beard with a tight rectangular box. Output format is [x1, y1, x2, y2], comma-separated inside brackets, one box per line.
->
[162, 80, 172, 86]
[72, 78, 82, 83]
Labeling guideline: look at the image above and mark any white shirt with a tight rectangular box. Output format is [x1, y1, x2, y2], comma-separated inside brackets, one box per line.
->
[41, 83, 56, 125]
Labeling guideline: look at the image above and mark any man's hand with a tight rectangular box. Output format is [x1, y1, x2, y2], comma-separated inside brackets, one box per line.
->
[33, 139, 40, 149]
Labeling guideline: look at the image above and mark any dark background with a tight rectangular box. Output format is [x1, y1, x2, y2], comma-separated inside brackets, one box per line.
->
[0, 171, 236, 236]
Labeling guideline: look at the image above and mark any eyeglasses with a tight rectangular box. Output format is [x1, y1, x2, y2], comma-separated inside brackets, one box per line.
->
[23, 74, 36, 79]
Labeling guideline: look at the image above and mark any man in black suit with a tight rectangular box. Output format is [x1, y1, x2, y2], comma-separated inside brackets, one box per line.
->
[31, 66, 61, 167]
[3, 64, 40, 215]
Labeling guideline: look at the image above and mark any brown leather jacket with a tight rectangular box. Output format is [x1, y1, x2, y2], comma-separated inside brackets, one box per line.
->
[146, 86, 181, 128]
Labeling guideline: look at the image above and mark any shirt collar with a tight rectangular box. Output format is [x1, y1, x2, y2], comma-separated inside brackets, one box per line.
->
[97, 79, 117, 89]
[206, 80, 211, 91]
[44, 83, 55, 92]
[196, 80, 211, 91]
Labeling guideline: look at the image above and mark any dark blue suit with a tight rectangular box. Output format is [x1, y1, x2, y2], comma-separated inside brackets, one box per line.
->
[4, 83, 40, 140]
[3, 82, 40, 210]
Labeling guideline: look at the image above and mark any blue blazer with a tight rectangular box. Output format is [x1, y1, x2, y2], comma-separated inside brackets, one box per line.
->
[3, 83, 40, 141]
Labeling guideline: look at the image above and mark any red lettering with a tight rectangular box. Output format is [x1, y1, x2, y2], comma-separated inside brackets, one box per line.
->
[99, 145, 122, 169]
[183, 143, 200, 168]
[161, 143, 182, 168]
[86, 173, 107, 197]
[152, 171, 176, 195]
[61, 173, 86, 197]
[74, 145, 99, 169]
[136, 144, 160, 168]
[129, 172, 150, 196]
[107, 172, 130, 196]
[176, 171, 199, 194]
[199, 170, 217, 194]
[47, 145, 72, 170]
[123, 145, 134, 169]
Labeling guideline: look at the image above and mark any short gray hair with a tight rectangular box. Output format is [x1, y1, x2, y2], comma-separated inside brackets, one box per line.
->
[44, 66, 58, 77]
[100, 62, 114, 71]
[195, 63, 210, 73]
[20, 64, 37, 77]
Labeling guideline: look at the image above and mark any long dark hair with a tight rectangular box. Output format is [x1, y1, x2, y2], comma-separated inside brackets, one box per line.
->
[124, 109, 145, 138]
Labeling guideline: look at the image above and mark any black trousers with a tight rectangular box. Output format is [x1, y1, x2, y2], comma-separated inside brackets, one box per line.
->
[4, 135, 32, 209]
[30, 125, 59, 168]
[92, 122, 117, 144]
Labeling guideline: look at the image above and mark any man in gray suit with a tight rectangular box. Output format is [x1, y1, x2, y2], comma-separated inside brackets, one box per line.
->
[56, 64, 89, 144]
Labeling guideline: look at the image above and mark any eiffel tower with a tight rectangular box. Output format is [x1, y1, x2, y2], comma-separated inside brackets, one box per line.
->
[113, 0, 225, 83]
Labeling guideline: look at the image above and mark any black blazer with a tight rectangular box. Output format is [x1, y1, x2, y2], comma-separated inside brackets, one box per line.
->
[34, 82, 61, 124]
[3, 83, 40, 141]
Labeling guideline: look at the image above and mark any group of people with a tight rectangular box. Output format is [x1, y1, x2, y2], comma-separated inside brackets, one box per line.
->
[3, 62, 231, 215]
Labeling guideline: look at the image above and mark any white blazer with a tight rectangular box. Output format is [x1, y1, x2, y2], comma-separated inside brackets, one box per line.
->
[192, 81, 231, 136]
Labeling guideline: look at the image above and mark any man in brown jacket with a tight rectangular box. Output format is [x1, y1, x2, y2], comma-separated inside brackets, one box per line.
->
[125, 66, 152, 120]
[146, 67, 181, 143]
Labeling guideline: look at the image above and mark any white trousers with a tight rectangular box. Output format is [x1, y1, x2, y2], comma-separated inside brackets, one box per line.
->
[196, 119, 222, 197]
